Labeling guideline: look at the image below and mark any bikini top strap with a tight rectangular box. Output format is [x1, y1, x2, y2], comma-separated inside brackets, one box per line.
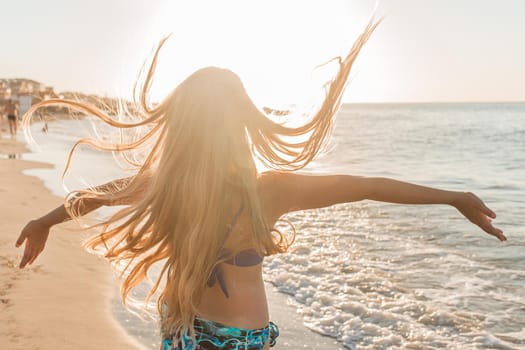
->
[207, 200, 245, 298]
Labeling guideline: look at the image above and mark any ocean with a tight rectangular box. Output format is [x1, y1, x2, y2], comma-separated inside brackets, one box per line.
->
[21, 102, 525, 349]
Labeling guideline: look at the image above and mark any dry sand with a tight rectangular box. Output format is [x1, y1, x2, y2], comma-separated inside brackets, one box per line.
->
[0, 138, 144, 350]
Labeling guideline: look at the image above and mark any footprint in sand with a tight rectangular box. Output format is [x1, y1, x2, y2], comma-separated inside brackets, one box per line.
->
[0, 255, 19, 269]
[0, 281, 13, 308]
[0, 288, 9, 297]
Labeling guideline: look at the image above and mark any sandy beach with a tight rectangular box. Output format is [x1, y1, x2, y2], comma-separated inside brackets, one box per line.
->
[0, 138, 144, 350]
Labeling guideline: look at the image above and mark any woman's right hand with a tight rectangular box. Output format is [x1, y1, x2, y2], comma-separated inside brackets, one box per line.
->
[15, 219, 51, 268]
[451, 192, 506, 241]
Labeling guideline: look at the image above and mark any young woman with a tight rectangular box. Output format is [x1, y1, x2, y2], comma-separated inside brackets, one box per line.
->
[16, 18, 505, 350]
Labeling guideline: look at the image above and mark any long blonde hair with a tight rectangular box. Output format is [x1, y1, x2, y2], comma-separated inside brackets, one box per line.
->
[23, 17, 380, 339]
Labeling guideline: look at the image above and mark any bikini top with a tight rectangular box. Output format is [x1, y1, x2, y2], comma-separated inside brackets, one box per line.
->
[207, 201, 264, 298]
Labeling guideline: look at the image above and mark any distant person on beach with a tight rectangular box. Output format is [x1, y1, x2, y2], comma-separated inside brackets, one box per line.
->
[16, 18, 505, 350]
[5, 99, 19, 137]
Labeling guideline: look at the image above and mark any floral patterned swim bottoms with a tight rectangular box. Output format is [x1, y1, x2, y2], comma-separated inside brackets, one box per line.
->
[162, 316, 279, 350]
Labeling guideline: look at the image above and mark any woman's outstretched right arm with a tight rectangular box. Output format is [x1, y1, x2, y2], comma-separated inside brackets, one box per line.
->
[262, 172, 505, 241]
[15, 176, 144, 268]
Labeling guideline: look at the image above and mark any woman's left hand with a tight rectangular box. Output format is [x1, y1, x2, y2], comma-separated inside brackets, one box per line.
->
[451, 192, 506, 241]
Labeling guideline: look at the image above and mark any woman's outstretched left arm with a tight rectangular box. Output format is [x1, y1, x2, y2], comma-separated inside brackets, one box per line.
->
[263, 172, 506, 241]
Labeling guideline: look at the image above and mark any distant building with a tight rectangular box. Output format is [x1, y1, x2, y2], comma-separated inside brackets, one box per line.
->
[0, 77, 132, 119]
[0, 80, 12, 100]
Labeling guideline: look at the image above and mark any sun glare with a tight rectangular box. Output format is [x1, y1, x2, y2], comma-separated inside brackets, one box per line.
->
[140, 0, 375, 108]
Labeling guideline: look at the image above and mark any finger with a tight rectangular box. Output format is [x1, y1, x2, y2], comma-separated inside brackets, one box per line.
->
[481, 221, 506, 241]
[20, 244, 37, 268]
[478, 217, 492, 233]
[15, 231, 27, 247]
[480, 204, 496, 219]
[492, 227, 506, 241]
[483, 215, 506, 241]
[19, 252, 32, 269]
[490, 231, 506, 242]
[28, 250, 41, 265]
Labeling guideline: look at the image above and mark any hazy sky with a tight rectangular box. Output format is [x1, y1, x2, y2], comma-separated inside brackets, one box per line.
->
[1, 0, 524, 104]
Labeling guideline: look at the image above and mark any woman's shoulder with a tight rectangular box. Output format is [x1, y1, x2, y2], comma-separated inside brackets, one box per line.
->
[256, 171, 285, 216]
[257, 171, 288, 194]
[257, 171, 360, 214]
[256, 171, 303, 217]
[257, 170, 279, 185]
[257, 170, 311, 190]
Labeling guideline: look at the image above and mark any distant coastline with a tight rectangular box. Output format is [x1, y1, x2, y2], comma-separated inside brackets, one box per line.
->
[0, 78, 134, 118]
[2, 78, 523, 119]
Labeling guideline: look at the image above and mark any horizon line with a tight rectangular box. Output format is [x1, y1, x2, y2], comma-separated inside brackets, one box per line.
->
[2, 77, 524, 106]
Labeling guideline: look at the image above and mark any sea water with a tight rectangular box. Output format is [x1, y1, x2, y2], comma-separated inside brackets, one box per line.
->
[22, 103, 525, 349]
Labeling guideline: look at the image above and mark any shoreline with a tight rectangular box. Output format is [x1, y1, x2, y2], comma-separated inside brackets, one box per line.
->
[264, 282, 343, 349]
[0, 137, 144, 349]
